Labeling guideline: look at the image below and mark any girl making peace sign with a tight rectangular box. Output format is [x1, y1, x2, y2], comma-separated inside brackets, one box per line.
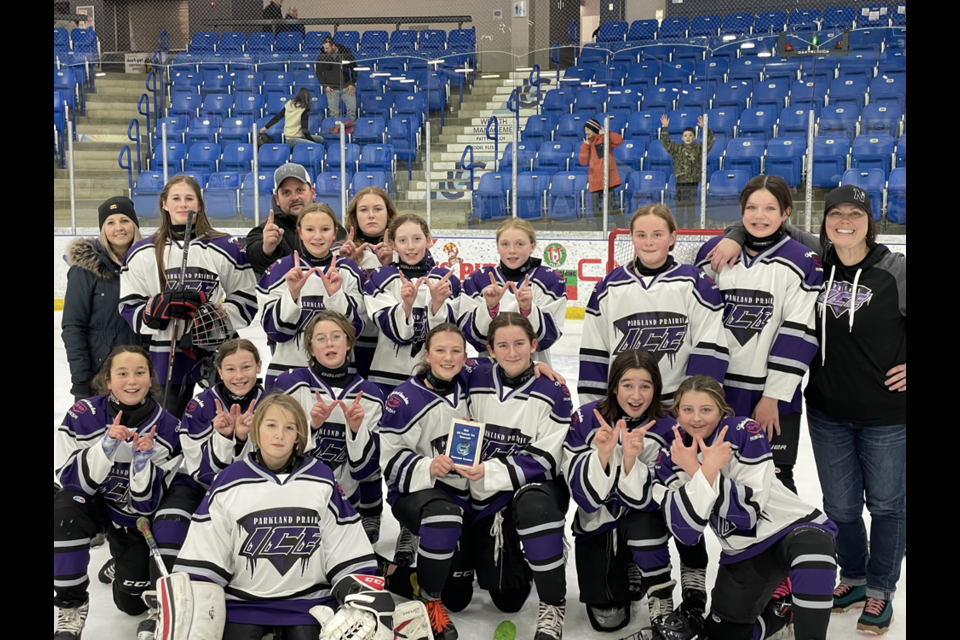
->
[275, 311, 386, 545]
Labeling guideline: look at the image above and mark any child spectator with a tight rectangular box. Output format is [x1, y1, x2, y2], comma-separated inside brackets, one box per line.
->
[659, 115, 715, 227]
[579, 118, 624, 229]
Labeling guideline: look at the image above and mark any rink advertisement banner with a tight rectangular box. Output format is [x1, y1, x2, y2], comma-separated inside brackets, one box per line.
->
[53, 234, 908, 311]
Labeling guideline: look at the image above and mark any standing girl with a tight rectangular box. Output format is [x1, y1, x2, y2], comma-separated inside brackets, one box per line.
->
[275, 310, 386, 545]
[579, 204, 729, 405]
[120, 175, 258, 416]
[53, 346, 182, 640]
[338, 186, 400, 377]
[695, 176, 823, 493]
[62, 196, 143, 402]
[256, 203, 367, 388]
[805, 185, 906, 635]
[459, 218, 568, 365]
[364, 214, 462, 393]
[653, 375, 837, 640]
[461, 313, 572, 640]
[563, 349, 709, 633]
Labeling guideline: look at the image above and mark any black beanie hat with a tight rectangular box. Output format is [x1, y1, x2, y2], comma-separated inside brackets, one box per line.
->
[585, 119, 602, 134]
[824, 184, 872, 219]
[98, 196, 140, 229]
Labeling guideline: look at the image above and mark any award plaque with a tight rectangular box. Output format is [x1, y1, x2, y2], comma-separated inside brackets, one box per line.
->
[446, 418, 486, 468]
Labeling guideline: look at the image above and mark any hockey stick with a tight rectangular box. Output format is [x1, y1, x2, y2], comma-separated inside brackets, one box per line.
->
[136, 516, 169, 580]
[161, 210, 196, 411]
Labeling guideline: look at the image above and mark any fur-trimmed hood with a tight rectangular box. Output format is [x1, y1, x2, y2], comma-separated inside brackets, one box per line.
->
[66, 238, 121, 280]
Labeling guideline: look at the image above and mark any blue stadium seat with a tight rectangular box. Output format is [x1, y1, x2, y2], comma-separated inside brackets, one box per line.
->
[576, 44, 607, 66]
[762, 61, 800, 82]
[170, 71, 201, 100]
[869, 76, 905, 110]
[542, 89, 575, 118]
[226, 53, 257, 71]
[201, 94, 232, 119]
[351, 117, 386, 145]
[626, 112, 661, 146]
[198, 56, 228, 75]
[841, 169, 884, 220]
[723, 13, 755, 35]
[234, 92, 265, 118]
[574, 88, 607, 118]
[752, 78, 790, 111]
[791, 79, 829, 109]
[666, 109, 701, 136]
[691, 15, 722, 37]
[851, 134, 895, 177]
[291, 143, 325, 180]
[626, 61, 659, 86]
[522, 115, 557, 147]
[603, 112, 629, 136]
[218, 32, 246, 52]
[877, 50, 906, 78]
[644, 141, 674, 178]
[185, 117, 221, 145]
[204, 172, 241, 219]
[362, 94, 393, 119]
[514, 172, 550, 220]
[598, 21, 628, 43]
[661, 61, 694, 84]
[779, 107, 815, 138]
[330, 31, 358, 52]
[706, 170, 751, 221]
[153, 116, 189, 144]
[189, 32, 217, 53]
[886, 167, 906, 224]
[172, 52, 201, 71]
[694, 58, 728, 82]
[266, 94, 290, 118]
[613, 140, 645, 171]
[152, 143, 186, 172]
[473, 173, 509, 221]
[314, 173, 345, 218]
[556, 114, 588, 145]
[359, 30, 389, 55]
[394, 94, 426, 121]
[822, 6, 856, 29]
[819, 105, 859, 141]
[678, 83, 713, 111]
[257, 144, 291, 172]
[608, 88, 642, 115]
[829, 77, 868, 109]
[754, 11, 787, 33]
[739, 108, 778, 142]
[286, 53, 314, 73]
[324, 143, 361, 176]
[643, 86, 678, 111]
[727, 59, 763, 83]
[765, 137, 807, 187]
[895, 133, 906, 167]
[659, 17, 690, 40]
[562, 66, 594, 88]
[627, 20, 659, 43]
[626, 171, 668, 209]
[846, 28, 885, 51]
[386, 116, 419, 161]
[359, 145, 394, 193]
[388, 30, 417, 55]
[274, 32, 303, 52]
[131, 173, 165, 218]
[702, 108, 736, 139]
[200, 72, 232, 97]
[218, 117, 254, 145]
[812, 136, 850, 187]
[837, 51, 878, 82]
[547, 172, 588, 221]
[54, 27, 71, 52]
[292, 71, 321, 94]
[788, 8, 821, 30]
[243, 34, 273, 55]
[170, 94, 199, 119]
[240, 172, 273, 219]
[725, 139, 764, 177]
[232, 71, 264, 93]
[535, 142, 575, 175]
[220, 143, 254, 173]
[713, 81, 752, 114]
[501, 143, 537, 172]
[264, 71, 293, 98]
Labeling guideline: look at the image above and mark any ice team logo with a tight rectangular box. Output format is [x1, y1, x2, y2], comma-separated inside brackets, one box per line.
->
[612, 312, 688, 366]
[722, 289, 775, 346]
[819, 281, 874, 319]
[479, 424, 533, 460]
[239, 507, 323, 576]
[310, 431, 348, 468]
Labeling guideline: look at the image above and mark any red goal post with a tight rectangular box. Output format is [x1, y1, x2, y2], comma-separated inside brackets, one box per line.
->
[606, 228, 725, 274]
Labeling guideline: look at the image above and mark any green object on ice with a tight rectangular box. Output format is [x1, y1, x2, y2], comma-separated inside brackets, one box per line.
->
[493, 621, 517, 640]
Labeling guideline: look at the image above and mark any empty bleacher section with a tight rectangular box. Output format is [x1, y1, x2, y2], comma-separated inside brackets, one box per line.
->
[55, 4, 906, 231]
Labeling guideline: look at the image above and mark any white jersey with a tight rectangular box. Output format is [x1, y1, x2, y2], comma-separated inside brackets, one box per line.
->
[174, 455, 378, 627]
[578, 261, 729, 404]
[364, 265, 463, 391]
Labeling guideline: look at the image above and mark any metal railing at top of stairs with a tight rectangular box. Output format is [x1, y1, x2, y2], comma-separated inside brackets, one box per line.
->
[529, 65, 541, 115]
[568, 20, 580, 64]
[551, 43, 561, 77]
[127, 118, 142, 175]
[146, 72, 159, 136]
[119, 145, 133, 191]
[485, 116, 499, 173]
[460, 145, 476, 193]
[138, 94, 152, 159]
[507, 89, 520, 218]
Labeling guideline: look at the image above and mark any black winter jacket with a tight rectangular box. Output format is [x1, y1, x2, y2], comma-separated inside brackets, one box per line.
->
[245, 203, 349, 276]
[315, 44, 356, 88]
[61, 239, 141, 393]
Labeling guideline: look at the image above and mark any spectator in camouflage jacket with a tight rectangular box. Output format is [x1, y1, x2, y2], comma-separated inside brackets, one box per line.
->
[659, 114, 715, 226]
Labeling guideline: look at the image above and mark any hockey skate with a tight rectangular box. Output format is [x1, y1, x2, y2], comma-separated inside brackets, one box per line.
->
[136, 592, 160, 640]
[679, 565, 707, 618]
[642, 608, 706, 640]
[646, 580, 677, 625]
[534, 601, 565, 640]
[54, 601, 89, 640]
[422, 596, 458, 640]
[98, 558, 116, 584]
[394, 525, 419, 568]
[362, 514, 381, 545]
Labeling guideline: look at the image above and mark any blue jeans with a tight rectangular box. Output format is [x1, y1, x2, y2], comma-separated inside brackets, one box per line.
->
[806, 407, 906, 601]
[328, 88, 357, 121]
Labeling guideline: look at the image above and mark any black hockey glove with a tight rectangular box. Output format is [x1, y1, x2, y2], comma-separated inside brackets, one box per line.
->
[143, 289, 207, 328]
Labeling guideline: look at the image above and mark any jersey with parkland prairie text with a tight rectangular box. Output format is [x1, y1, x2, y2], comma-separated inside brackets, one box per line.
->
[379, 366, 482, 509]
[275, 367, 384, 508]
[364, 265, 463, 393]
[174, 455, 377, 627]
[652, 416, 836, 563]
[697, 234, 823, 416]
[179, 386, 265, 490]
[54, 396, 183, 527]
[459, 262, 567, 366]
[120, 234, 258, 385]
[256, 253, 366, 387]
[466, 363, 572, 519]
[579, 262, 729, 404]
[563, 402, 676, 538]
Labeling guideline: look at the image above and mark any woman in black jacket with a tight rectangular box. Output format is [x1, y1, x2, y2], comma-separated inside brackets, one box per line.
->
[61, 197, 143, 401]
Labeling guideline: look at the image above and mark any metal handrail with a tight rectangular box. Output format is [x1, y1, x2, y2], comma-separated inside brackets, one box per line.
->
[127, 119, 142, 175]
[485, 116, 500, 173]
[138, 94, 152, 159]
[530, 65, 541, 115]
[119, 145, 133, 190]
[460, 145, 476, 193]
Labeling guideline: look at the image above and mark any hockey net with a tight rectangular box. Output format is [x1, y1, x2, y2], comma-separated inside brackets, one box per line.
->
[607, 229, 725, 274]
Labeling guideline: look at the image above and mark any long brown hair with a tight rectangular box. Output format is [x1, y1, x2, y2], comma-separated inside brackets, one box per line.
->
[414, 323, 467, 375]
[153, 175, 227, 289]
[343, 186, 398, 245]
[92, 345, 159, 397]
[596, 350, 667, 424]
[739, 175, 793, 218]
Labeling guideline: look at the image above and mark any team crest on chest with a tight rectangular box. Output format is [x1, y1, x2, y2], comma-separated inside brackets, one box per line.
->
[722, 289, 776, 346]
[613, 312, 688, 366]
[819, 281, 873, 319]
[238, 507, 323, 576]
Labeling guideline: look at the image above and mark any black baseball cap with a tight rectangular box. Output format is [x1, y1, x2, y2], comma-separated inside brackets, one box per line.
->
[824, 184, 872, 218]
[98, 196, 140, 229]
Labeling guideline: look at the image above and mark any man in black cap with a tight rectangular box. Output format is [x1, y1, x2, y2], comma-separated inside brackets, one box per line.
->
[246, 162, 347, 275]
[315, 36, 357, 133]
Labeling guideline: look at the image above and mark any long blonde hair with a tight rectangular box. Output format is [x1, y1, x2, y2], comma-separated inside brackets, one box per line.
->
[153, 175, 227, 289]
[98, 226, 143, 266]
[250, 394, 309, 457]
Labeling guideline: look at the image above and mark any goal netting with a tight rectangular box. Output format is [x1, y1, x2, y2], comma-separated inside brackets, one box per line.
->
[607, 229, 725, 274]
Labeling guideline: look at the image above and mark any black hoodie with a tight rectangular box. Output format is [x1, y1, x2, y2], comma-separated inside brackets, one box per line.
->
[805, 243, 906, 426]
[245, 202, 348, 276]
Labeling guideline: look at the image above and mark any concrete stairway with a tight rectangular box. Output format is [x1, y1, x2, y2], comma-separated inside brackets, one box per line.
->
[55, 72, 150, 229]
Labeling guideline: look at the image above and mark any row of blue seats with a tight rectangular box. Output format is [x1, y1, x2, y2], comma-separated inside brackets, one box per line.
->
[590, 7, 907, 44]
[131, 170, 390, 220]
[169, 51, 468, 77]
[185, 28, 476, 56]
[170, 69, 448, 96]
[52, 28, 99, 56]
[471, 166, 906, 225]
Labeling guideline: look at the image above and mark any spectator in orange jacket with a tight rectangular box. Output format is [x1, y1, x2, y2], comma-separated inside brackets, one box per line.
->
[579, 118, 624, 229]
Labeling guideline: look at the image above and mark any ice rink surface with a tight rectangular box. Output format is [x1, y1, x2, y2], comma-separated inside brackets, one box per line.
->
[53, 312, 906, 639]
